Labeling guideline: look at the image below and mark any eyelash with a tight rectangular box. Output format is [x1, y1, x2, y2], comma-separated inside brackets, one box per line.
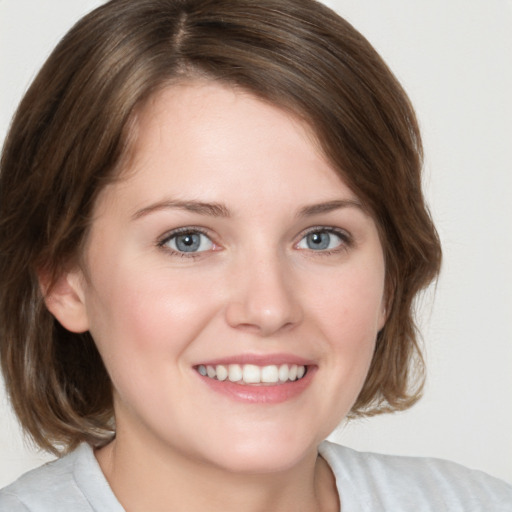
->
[157, 226, 215, 259]
[296, 226, 353, 256]
[157, 226, 353, 258]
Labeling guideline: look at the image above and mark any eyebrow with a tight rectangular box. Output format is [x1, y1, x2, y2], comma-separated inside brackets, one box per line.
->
[132, 198, 364, 220]
[297, 199, 365, 217]
[132, 200, 231, 220]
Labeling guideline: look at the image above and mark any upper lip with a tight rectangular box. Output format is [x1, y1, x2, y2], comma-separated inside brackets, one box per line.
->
[195, 353, 315, 367]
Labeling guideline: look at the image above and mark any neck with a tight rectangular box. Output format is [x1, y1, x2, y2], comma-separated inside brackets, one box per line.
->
[95, 433, 338, 512]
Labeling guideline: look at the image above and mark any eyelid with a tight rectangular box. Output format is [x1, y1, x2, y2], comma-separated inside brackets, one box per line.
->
[157, 226, 219, 257]
[156, 225, 352, 257]
[157, 226, 210, 245]
[295, 226, 353, 251]
[300, 225, 351, 238]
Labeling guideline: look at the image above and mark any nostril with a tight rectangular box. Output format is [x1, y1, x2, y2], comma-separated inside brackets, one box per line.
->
[225, 296, 303, 336]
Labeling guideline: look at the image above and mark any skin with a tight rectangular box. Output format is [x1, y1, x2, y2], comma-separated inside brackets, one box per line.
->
[48, 82, 387, 511]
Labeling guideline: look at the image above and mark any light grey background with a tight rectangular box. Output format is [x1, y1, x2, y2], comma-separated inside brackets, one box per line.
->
[1, 0, 511, 487]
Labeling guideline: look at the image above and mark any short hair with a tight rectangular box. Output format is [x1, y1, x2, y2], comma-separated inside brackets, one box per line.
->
[0, 0, 441, 454]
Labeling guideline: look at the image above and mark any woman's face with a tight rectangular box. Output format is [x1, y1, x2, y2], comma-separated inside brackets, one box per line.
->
[70, 82, 386, 472]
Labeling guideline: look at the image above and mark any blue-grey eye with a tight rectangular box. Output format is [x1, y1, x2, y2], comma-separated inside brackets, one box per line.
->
[166, 232, 213, 253]
[297, 230, 343, 251]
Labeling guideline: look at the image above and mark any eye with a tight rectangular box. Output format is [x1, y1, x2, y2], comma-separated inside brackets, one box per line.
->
[296, 228, 348, 252]
[160, 229, 214, 254]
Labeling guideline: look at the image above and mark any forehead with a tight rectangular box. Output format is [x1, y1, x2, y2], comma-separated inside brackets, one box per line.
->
[98, 81, 360, 213]
[132, 81, 324, 168]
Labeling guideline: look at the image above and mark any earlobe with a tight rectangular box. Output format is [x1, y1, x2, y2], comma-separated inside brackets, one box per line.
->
[379, 279, 394, 331]
[40, 269, 90, 333]
[378, 304, 387, 332]
[378, 293, 390, 332]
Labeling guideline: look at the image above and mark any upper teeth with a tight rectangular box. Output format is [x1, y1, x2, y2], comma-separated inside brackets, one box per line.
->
[197, 364, 306, 384]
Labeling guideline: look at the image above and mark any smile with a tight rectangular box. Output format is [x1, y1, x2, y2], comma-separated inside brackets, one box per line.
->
[196, 363, 307, 385]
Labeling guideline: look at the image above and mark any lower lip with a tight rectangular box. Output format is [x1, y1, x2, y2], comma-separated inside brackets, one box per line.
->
[197, 367, 316, 404]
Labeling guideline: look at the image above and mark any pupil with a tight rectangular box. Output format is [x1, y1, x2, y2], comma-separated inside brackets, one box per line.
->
[307, 232, 329, 250]
[176, 233, 200, 252]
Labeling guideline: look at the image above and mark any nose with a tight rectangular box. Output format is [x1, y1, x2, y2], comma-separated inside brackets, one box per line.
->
[225, 253, 303, 337]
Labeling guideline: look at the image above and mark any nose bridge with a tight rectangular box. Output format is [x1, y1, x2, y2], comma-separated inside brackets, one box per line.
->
[225, 245, 302, 336]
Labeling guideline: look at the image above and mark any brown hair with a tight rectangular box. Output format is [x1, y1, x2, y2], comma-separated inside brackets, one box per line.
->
[0, 0, 441, 454]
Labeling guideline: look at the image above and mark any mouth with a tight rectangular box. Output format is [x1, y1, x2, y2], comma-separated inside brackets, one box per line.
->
[196, 363, 307, 385]
[194, 357, 315, 403]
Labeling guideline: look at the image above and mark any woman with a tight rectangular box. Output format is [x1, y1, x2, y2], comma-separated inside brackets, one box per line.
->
[0, 0, 510, 510]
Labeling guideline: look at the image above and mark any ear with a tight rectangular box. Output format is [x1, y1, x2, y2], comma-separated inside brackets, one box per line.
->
[378, 277, 395, 331]
[377, 287, 391, 332]
[377, 301, 387, 332]
[40, 268, 90, 333]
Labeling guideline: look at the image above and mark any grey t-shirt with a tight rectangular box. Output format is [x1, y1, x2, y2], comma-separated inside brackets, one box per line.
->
[1, 441, 511, 511]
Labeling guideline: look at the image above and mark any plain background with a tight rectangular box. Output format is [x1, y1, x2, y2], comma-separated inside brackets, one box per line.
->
[1, 0, 511, 487]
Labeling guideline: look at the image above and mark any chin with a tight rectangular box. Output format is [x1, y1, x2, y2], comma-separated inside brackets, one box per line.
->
[195, 429, 321, 475]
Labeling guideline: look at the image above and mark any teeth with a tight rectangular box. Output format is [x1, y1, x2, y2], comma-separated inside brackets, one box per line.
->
[261, 365, 278, 383]
[197, 363, 307, 384]
[278, 364, 289, 382]
[228, 364, 242, 382]
[216, 365, 228, 381]
[243, 364, 260, 384]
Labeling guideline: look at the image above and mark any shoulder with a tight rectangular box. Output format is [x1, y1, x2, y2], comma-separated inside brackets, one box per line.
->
[0, 444, 98, 512]
[319, 440, 512, 512]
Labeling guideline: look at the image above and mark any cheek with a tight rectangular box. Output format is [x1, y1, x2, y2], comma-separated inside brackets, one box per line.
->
[85, 264, 221, 368]
[308, 260, 385, 389]
[312, 264, 385, 341]
[83, 272, 205, 414]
